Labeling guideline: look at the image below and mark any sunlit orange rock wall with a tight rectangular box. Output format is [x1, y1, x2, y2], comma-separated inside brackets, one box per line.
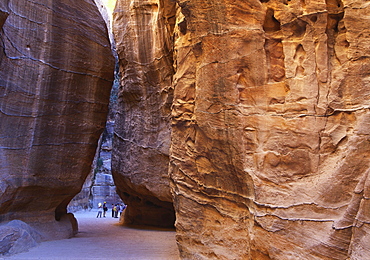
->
[112, 0, 370, 258]
[0, 0, 114, 239]
[112, 0, 176, 227]
[169, 0, 370, 259]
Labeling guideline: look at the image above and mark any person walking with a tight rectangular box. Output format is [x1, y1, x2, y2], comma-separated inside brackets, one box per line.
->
[111, 204, 115, 217]
[103, 202, 108, 217]
[119, 203, 127, 217]
[114, 204, 118, 218]
[96, 203, 103, 218]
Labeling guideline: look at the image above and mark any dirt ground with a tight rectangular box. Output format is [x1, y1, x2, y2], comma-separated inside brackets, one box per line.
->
[2, 210, 180, 260]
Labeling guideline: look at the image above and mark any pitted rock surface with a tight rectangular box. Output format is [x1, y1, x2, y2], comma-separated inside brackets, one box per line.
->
[112, 0, 370, 258]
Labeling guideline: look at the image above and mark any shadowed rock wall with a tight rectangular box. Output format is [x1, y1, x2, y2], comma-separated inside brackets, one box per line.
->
[0, 0, 114, 240]
[112, 0, 176, 227]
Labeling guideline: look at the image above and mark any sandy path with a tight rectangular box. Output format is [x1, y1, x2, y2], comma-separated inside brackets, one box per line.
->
[2, 210, 180, 260]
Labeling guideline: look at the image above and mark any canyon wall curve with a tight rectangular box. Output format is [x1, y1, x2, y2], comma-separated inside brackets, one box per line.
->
[112, 0, 176, 227]
[0, 0, 115, 241]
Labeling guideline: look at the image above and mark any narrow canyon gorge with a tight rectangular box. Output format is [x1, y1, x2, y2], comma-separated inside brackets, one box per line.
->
[1, 0, 369, 259]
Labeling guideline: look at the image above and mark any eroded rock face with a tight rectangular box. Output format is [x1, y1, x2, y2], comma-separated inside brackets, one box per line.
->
[169, 0, 370, 259]
[0, 0, 114, 240]
[112, 0, 176, 227]
[111, 0, 369, 258]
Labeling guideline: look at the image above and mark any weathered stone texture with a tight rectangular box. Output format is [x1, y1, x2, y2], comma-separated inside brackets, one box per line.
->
[168, 0, 370, 259]
[112, 0, 176, 227]
[0, 220, 42, 256]
[111, 0, 369, 258]
[0, 0, 114, 241]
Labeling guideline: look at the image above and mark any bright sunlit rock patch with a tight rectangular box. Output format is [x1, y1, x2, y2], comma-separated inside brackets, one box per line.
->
[101, 0, 117, 18]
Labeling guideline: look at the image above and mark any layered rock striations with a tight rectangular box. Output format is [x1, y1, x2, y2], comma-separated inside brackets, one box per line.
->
[168, 0, 370, 259]
[112, 0, 176, 227]
[0, 0, 114, 241]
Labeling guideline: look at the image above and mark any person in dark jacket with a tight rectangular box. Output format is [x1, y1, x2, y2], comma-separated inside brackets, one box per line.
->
[103, 202, 108, 217]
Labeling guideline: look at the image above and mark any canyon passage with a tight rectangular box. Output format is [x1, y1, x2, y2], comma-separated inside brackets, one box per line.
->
[3, 210, 180, 260]
[1, 0, 370, 259]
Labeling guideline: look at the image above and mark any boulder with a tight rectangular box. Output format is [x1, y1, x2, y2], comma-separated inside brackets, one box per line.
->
[0, 220, 42, 256]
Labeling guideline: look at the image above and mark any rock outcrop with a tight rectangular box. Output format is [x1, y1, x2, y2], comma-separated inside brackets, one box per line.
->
[112, 0, 370, 258]
[112, 0, 176, 227]
[0, 220, 42, 256]
[0, 0, 114, 242]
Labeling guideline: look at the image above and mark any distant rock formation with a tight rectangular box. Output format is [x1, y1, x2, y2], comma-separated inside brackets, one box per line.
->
[0, 0, 114, 243]
[68, 119, 121, 212]
[112, 0, 370, 258]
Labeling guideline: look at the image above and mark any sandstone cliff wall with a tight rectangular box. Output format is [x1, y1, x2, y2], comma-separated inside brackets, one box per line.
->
[0, 0, 114, 240]
[169, 0, 370, 259]
[112, 0, 369, 258]
[112, 0, 176, 227]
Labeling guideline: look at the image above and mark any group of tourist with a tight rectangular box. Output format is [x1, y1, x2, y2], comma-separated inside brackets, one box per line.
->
[96, 202, 127, 218]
